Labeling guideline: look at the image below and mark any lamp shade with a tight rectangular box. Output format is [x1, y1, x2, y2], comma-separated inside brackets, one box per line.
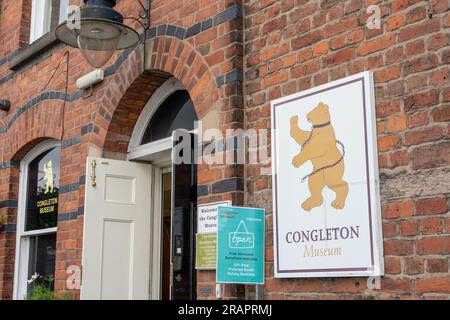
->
[76, 20, 121, 68]
[55, 1, 140, 68]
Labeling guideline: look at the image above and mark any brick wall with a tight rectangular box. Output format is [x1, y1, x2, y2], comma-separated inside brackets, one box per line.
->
[244, 0, 450, 299]
[0, 0, 448, 300]
[0, 0, 245, 299]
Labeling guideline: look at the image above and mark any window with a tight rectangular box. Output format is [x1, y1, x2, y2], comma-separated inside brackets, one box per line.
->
[141, 90, 198, 144]
[25, 146, 60, 230]
[29, 0, 69, 43]
[13, 141, 61, 299]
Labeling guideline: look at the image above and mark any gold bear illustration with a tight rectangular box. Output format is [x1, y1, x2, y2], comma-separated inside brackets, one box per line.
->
[290, 102, 348, 211]
[43, 160, 55, 195]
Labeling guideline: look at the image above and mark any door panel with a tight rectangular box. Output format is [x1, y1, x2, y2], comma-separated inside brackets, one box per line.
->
[81, 157, 152, 300]
[171, 130, 197, 300]
[100, 220, 133, 300]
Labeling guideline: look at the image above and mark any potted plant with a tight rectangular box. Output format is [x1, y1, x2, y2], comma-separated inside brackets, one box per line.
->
[26, 273, 57, 300]
[25, 273, 70, 300]
[0, 214, 5, 232]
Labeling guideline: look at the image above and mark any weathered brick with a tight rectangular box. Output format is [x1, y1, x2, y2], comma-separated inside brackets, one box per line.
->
[411, 141, 450, 169]
[388, 149, 408, 168]
[380, 278, 412, 293]
[378, 134, 401, 151]
[383, 221, 398, 238]
[384, 239, 414, 256]
[375, 66, 401, 83]
[404, 256, 424, 275]
[432, 106, 450, 122]
[415, 197, 448, 216]
[420, 217, 442, 234]
[384, 257, 401, 275]
[263, 71, 288, 87]
[400, 220, 419, 236]
[404, 126, 445, 146]
[391, 0, 408, 13]
[386, 15, 405, 31]
[282, 53, 297, 68]
[382, 200, 414, 219]
[324, 16, 358, 37]
[430, 68, 449, 86]
[427, 258, 449, 273]
[427, 34, 449, 51]
[260, 43, 289, 62]
[408, 110, 429, 128]
[416, 276, 450, 294]
[323, 48, 355, 67]
[358, 34, 396, 56]
[398, 19, 440, 42]
[262, 15, 287, 34]
[376, 101, 401, 118]
[404, 90, 440, 112]
[402, 54, 439, 76]
[312, 41, 329, 57]
[405, 40, 425, 57]
[416, 236, 450, 255]
[347, 29, 364, 44]
[292, 30, 322, 50]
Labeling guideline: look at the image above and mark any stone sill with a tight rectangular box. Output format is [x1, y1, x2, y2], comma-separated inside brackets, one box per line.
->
[9, 31, 60, 71]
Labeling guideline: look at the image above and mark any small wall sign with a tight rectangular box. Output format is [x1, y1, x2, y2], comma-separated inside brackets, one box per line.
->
[195, 233, 217, 270]
[197, 200, 231, 234]
[271, 72, 384, 278]
[216, 206, 265, 284]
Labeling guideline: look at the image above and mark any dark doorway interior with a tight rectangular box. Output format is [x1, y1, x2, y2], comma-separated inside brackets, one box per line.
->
[171, 131, 197, 300]
[161, 172, 172, 300]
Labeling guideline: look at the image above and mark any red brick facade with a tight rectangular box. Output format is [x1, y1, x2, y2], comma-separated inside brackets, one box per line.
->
[0, 0, 448, 300]
[244, 0, 449, 299]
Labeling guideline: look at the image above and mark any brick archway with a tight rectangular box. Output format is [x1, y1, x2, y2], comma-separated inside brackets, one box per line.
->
[95, 36, 221, 155]
[2, 104, 63, 162]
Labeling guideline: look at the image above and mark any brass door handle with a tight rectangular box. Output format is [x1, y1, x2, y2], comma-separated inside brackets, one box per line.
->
[91, 160, 97, 187]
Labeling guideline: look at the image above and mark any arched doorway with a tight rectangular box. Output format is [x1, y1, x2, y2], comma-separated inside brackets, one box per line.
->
[81, 77, 198, 300]
[128, 77, 198, 300]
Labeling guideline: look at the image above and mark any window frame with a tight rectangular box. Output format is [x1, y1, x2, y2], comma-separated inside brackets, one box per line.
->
[128, 77, 187, 152]
[29, 0, 52, 44]
[127, 77, 199, 164]
[10, 0, 69, 70]
[13, 140, 61, 300]
[29, 0, 68, 44]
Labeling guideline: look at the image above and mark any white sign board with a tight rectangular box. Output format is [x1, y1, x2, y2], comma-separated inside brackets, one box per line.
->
[271, 71, 384, 278]
[197, 201, 231, 234]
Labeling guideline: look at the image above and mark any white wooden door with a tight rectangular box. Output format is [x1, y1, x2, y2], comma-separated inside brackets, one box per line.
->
[81, 157, 152, 300]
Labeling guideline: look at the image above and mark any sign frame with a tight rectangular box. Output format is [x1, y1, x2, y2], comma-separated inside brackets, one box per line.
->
[216, 206, 265, 285]
[271, 71, 384, 278]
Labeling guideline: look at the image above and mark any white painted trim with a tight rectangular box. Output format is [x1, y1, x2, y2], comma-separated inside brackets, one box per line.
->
[128, 137, 172, 161]
[149, 167, 162, 300]
[128, 77, 186, 152]
[13, 140, 61, 300]
[21, 227, 57, 237]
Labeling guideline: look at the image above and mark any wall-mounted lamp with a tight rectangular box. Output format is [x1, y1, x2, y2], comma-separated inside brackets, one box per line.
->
[0, 100, 11, 112]
[56, 0, 150, 68]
